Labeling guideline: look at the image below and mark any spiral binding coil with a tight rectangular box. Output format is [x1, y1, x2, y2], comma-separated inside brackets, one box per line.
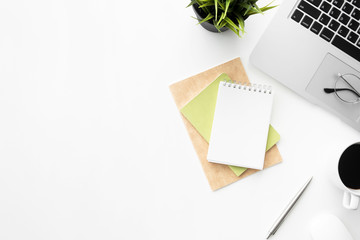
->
[222, 80, 272, 94]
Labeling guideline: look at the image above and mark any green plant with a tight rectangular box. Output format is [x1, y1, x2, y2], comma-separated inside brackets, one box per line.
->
[187, 0, 277, 37]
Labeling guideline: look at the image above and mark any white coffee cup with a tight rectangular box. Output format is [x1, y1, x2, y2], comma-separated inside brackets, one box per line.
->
[330, 143, 360, 210]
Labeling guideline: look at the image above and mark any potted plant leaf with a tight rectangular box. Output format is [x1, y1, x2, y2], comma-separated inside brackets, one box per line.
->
[187, 0, 277, 37]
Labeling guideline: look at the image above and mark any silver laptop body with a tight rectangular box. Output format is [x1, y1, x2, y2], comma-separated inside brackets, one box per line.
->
[250, 0, 360, 131]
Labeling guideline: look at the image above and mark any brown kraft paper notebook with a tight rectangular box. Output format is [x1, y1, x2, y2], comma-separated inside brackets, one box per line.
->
[169, 57, 283, 191]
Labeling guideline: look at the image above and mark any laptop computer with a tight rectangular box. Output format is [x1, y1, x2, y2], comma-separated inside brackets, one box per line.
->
[250, 0, 360, 131]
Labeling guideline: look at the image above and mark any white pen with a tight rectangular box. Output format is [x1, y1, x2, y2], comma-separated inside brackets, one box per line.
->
[266, 176, 313, 239]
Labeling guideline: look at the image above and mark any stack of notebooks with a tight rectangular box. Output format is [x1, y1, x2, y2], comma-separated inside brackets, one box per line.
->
[169, 58, 282, 191]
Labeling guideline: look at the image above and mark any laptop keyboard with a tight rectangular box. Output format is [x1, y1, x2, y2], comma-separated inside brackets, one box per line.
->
[291, 0, 360, 62]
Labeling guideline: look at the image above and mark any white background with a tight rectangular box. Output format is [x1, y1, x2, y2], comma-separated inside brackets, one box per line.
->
[0, 0, 359, 239]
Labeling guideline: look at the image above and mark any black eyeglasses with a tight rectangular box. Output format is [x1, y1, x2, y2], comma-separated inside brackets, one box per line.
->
[324, 73, 360, 104]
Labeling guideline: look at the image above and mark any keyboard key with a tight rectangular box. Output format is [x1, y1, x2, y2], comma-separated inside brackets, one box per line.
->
[298, 1, 322, 19]
[353, 0, 360, 7]
[319, 13, 331, 25]
[307, 0, 322, 6]
[301, 15, 314, 28]
[339, 25, 350, 37]
[339, 13, 351, 25]
[351, 9, 360, 20]
[310, 21, 323, 34]
[333, 0, 344, 8]
[332, 35, 360, 62]
[320, 1, 332, 12]
[357, 40, 360, 47]
[292, 9, 304, 22]
[347, 31, 359, 43]
[329, 19, 341, 31]
[349, 19, 360, 31]
[320, 27, 335, 41]
[330, 7, 341, 19]
[342, 2, 354, 14]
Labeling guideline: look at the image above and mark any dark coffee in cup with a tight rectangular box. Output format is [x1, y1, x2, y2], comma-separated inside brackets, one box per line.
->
[338, 143, 360, 190]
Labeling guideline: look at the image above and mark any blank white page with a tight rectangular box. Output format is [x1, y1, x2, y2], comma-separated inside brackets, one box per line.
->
[207, 81, 274, 170]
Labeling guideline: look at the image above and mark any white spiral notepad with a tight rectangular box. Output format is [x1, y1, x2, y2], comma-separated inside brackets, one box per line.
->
[207, 81, 274, 170]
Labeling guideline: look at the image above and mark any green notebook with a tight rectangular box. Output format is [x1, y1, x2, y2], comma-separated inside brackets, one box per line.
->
[181, 73, 280, 176]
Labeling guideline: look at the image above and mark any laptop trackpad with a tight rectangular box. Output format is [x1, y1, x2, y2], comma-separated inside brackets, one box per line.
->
[306, 53, 360, 123]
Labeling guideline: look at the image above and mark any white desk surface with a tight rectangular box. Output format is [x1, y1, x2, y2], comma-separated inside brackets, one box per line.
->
[0, 1, 359, 239]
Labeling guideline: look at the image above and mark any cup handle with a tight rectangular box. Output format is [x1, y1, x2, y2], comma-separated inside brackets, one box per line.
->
[343, 191, 360, 210]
